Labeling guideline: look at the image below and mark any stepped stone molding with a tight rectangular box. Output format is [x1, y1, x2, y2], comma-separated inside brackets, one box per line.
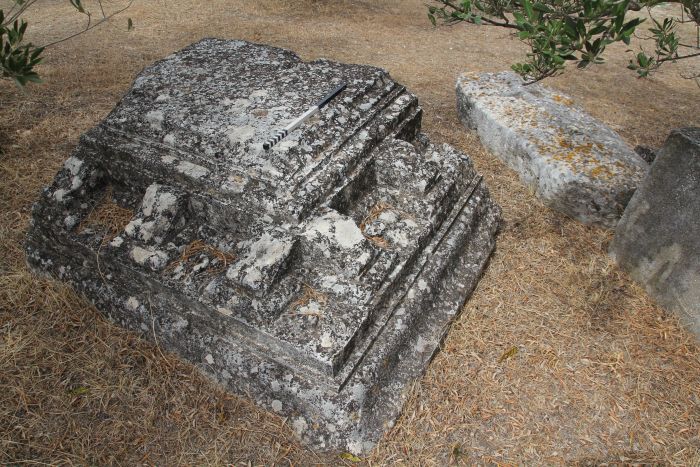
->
[27, 39, 500, 453]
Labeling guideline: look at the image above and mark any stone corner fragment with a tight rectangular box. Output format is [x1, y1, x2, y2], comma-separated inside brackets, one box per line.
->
[609, 127, 700, 340]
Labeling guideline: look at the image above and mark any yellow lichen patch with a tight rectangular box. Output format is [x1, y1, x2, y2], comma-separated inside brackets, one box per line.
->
[459, 72, 482, 83]
[552, 94, 575, 106]
[590, 165, 615, 180]
[545, 134, 620, 180]
[78, 186, 134, 244]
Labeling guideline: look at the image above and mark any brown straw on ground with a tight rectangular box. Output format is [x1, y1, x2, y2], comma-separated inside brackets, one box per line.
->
[1, 0, 699, 464]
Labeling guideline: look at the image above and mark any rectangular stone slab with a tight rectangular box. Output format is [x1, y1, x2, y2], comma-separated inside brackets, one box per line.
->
[456, 71, 648, 228]
[26, 39, 500, 453]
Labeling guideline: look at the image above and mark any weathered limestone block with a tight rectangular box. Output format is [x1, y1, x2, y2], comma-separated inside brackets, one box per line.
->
[610, 128, 700, 339]
[456, 71, 648, 228]
[26, 39, 501, 453]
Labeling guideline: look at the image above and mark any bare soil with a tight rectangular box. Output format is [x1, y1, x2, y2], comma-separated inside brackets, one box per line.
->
[1, 0, 699, 464]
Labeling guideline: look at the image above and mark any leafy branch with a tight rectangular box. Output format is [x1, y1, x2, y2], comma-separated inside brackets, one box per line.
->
[428, 0, 700, 82]
[628, 5, 699, 77]
[1, 0, 134, 87]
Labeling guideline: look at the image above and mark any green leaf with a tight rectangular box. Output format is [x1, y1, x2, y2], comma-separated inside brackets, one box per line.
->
[24, 73, 42, 83]
[452, 443, 466, 458]
[340, 452, 363, 462]
[127, 18, 134, 31]
[563, 19, 577, 38]
[532, 2, 553, 13]
[68, 386, 90, 396]
[577, 19, 586, 37]
[498, 346, 519, 363]
[637, 52, 649, 67]
[70, 0, 86, 13]
[589, 25, 607, 36]
[30, 46, 44, 60]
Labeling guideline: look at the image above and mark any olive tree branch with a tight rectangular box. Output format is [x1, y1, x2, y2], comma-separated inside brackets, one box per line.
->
[97, 0, 107, 19]
[657, 50, 700, 62]
[40, 0, 134, 48]
[4, 0, 39, 27]
[439, 0, 521, 29]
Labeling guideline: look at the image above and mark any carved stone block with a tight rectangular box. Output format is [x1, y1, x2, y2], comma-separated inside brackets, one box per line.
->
[27, 39, 500, 453]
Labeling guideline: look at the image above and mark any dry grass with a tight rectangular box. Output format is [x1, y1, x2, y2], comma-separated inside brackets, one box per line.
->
[289, 284, 328, 318]
[78, 186, 134, 245]
[360, 202, 395, 249]
[1, 0, 699, 464]
[361, 202, 395, 227]
[364, 235, 391, 250]
[166, 239, 236, 277]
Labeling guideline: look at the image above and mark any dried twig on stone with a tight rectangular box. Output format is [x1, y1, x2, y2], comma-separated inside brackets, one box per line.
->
[167, 239, 235, 276]
[78, 186, 133, 245]
[289, 284, 327, 318]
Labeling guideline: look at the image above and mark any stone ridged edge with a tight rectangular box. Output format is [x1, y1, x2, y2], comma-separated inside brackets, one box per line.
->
[25, 39, 502, 454]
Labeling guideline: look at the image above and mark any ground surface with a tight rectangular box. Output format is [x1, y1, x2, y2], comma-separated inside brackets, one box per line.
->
[1, 0, 699, 464]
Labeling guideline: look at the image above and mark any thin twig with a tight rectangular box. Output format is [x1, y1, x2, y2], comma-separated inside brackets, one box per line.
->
[440, 0, 520, 29]
[524, 68, 559, 85]
[658, 51, 700, 62]
[147, 293, 174, 369]
[40, 0, 134, 48]
[97, 0, 107, 19]
[4, 0, 38, 27]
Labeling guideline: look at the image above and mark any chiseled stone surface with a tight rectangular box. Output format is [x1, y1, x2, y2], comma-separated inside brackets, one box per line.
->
[456, 71, 647, 228]
[610, 128, 700, 340]
[26, 39, 501, 453]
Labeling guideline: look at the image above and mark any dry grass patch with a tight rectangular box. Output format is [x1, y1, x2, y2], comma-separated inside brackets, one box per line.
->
[166, 239, 236, 277]
[360, 201, 395, 249]
[78, 186, 134, 244]
[289, 284, 328, 319]
[0, 270, 327, 465]
[1, 0, 699, 464]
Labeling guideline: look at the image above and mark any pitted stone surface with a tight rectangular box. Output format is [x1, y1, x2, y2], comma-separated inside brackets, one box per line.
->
[456, 71, 647, 228]
[26, 39, 500, 453]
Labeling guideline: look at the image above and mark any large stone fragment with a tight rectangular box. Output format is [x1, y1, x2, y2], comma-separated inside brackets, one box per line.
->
[456, 71, 648, 228]
[609, 128, 700, 339]
[26, 39, 500, 453]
